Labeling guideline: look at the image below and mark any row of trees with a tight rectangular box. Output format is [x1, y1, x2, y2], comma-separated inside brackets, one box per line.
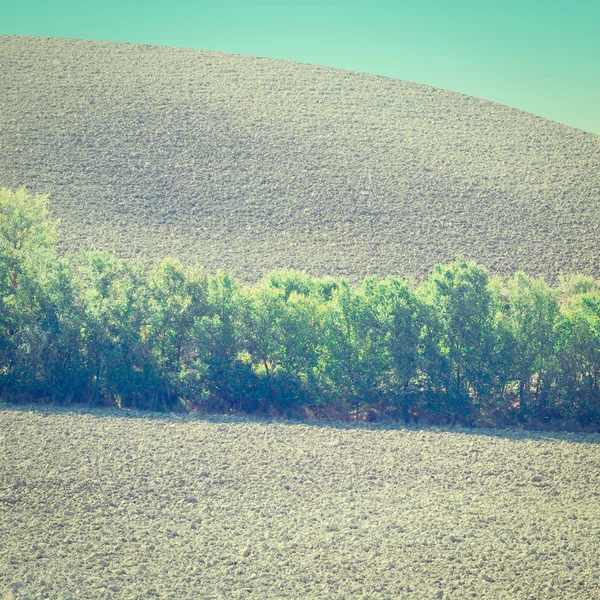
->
[1, 188, 599, 429]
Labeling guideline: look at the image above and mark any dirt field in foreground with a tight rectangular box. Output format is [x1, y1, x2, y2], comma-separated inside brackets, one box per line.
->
[1, 405, 599, 599]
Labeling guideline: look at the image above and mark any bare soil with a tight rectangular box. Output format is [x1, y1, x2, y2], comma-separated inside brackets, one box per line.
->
[2, 404, 599, 599]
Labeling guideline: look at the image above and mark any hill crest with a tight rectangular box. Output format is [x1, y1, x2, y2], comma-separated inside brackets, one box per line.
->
[1, 35, 599, 282]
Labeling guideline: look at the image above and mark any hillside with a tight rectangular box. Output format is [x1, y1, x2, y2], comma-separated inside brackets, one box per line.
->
[2, 405, 599, 599]
[1, 35, 599, 282]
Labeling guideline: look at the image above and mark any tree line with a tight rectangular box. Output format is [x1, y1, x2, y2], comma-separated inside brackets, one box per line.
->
[1, 187, 599, 430]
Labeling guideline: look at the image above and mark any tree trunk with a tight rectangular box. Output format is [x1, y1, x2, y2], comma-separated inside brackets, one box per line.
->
[519, 380, 526, 416]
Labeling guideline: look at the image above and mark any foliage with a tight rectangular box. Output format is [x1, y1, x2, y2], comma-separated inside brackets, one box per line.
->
[417, 261, 496, 422]
[1, 188, 599, 430]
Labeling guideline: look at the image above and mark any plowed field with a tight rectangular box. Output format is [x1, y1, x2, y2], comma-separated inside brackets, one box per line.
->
[2, 405, 599, 599]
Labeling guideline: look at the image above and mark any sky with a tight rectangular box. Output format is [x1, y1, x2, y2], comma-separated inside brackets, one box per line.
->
[2, 0, 599, 135]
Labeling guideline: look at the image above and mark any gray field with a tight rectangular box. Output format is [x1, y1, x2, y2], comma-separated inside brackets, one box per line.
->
[2, 405, 599, 599]
[1, 36, 600, 283]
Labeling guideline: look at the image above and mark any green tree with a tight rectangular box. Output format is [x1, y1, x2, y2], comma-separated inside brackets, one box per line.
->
[556, 291, 600, 424]
[239, 275, 325, 415]
[0, 187, 56, 292]
[0, 187, 80, 400]
[419, 260, 496, 423]
[506, 272, 560, 421]
[146, 259, 210, 409]
[362, 276, 424, 421]
[322, 281, 388, 420]
[202, 272, 255, 412]
[76, 251, 154, 407]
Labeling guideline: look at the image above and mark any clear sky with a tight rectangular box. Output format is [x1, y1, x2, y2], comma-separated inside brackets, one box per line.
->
[2, 0, 599, 134]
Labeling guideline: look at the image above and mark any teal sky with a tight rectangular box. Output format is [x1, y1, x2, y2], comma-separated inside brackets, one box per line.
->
[2, 0, 599, 134]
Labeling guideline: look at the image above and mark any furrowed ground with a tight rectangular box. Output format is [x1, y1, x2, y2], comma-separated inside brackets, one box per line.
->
[2, 36, 600, 284]
[1, 405, 599, 599]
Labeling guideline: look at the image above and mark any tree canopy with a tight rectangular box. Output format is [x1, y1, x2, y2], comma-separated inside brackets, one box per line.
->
[1, 188, 599, 430]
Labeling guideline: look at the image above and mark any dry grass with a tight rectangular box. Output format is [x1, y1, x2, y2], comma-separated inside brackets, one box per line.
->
[2, 404, 599, 599]
[1, 36, 599, 284]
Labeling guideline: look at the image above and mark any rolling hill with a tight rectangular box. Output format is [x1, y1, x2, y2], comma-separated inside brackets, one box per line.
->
[1, 35, 599, 282]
